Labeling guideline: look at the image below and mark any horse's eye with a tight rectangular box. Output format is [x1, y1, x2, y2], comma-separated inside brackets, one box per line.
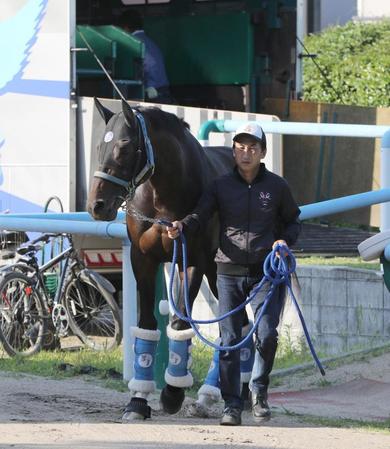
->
[117, 139, 131, 148]
[113, 142, 130, 161]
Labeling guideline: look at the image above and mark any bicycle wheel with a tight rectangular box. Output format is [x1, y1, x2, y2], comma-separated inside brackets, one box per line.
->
[63, 274, 122, 351]
[0, 272, 47, 356]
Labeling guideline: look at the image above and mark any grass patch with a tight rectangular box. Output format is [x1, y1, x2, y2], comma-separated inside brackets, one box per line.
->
[296, 256, 380, 271]
[273, 331, 315, 370]
[0, 347, 127, 390]
[191, 342, 214, 394]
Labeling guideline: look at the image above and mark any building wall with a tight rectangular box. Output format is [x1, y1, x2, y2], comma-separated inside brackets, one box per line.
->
[320, 0, 357, 29]
[314, 0, 390, 31]
[357, 0, 390, 19]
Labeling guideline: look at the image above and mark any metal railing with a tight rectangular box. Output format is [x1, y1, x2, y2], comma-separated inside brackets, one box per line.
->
[198, 120, 390, 231]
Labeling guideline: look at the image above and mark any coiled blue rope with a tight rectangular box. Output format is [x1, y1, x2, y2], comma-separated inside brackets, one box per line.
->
[161, 220, 325, 376]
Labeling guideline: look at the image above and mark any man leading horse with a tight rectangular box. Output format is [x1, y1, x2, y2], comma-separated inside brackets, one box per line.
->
[167, 123, 301, 426]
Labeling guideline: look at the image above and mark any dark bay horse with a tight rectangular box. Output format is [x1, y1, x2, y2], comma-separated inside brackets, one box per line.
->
[87, 98, 234, 419]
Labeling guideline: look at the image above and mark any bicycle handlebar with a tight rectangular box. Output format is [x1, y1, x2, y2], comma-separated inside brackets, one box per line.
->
[28, 233, 64, 245]
[16, 233, 69, 256]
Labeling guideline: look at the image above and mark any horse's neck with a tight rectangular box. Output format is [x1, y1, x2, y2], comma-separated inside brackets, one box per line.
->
[149, 132, 204, 214]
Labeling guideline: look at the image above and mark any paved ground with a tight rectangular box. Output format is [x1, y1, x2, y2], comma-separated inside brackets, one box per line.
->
[271, 377, 390, 421]
[269, 348, 390, 423]
[0, 349, 389, 449]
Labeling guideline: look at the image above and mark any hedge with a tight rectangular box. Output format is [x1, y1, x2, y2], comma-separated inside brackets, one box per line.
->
[303, 20, 390, 107]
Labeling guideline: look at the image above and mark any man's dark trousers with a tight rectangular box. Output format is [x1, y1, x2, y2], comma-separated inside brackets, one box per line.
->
[217, 273, 286, 409]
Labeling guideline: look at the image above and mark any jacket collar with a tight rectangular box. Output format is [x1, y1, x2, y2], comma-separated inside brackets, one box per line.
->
[233, 163, 266, 184]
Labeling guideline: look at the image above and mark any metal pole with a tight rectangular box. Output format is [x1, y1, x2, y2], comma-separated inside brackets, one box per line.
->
[122, 238, 137, 381]
[381, 130, 390, 231]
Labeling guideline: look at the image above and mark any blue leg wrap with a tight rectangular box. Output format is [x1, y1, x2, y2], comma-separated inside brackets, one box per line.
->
[134, 337, 157, 382]
[128, 327, 160, 395]
[165, 326, 195, 388]
[197, 344, 221, 401]
[240, 323, 255, 383]
[204, 348, 220, 388]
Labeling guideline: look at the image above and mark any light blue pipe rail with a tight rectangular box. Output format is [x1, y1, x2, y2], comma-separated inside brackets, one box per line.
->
[198, 119, 389, 140]
[299, 189, 390, 220]
[4, 211, 126, 222]
[0, 216, 127, 238]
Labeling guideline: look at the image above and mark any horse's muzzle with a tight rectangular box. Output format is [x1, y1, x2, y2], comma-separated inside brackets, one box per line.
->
[88, 199, 116, 221]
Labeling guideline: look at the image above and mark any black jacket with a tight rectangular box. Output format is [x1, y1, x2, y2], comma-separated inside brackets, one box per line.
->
[183, 164, 301, 276]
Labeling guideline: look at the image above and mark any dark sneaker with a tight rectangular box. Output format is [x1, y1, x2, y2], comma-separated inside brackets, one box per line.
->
[252, 394, 271, 422]
[220, 407, 242, 426]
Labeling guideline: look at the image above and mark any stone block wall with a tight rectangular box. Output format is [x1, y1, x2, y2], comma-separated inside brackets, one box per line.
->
[280, 265, 390, 355]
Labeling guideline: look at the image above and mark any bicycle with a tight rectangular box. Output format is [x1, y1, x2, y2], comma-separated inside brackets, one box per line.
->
[0, 233, 122, 356]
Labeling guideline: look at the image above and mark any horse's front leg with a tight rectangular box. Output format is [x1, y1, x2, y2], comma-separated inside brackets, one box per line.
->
[160, 263, 205, 414]
[123, 248, 160, 421]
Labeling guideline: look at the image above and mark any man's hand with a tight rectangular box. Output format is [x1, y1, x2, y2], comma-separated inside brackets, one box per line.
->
[166, 220, 183, 239]
[272, 239, 288, 257]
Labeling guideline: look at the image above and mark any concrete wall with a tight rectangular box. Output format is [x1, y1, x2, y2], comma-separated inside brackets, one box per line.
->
[280, 265, 390, 355]
[263, 99, 390, 228]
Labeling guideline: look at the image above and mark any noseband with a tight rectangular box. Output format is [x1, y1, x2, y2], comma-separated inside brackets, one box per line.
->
[94, 111, 155, 198]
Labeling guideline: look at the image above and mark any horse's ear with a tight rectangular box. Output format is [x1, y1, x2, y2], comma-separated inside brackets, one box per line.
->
[94, 97, 114, 124]
[121, 99, 137, 129]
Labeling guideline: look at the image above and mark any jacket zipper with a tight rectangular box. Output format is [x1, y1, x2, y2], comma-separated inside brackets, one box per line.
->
[246, 184, 251, 265]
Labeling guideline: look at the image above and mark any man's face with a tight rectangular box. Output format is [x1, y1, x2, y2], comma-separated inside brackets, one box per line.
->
[233, 136, 266, 172]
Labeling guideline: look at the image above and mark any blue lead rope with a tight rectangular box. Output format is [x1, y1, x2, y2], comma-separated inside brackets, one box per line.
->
[161, 220, 325, 376]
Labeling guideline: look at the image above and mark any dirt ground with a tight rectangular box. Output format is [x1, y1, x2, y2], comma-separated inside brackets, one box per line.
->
[0, 350, 389, 449]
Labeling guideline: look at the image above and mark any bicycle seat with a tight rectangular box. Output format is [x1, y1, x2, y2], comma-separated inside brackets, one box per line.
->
[17, 244, 40, 256]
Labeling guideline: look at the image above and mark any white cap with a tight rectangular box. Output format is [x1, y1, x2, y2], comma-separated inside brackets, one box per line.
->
[233, 122, 265, 146]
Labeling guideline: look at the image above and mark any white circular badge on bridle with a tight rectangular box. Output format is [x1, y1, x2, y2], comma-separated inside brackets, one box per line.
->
[104, 131, 114, 143]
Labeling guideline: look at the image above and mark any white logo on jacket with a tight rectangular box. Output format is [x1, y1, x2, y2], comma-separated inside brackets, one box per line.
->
[259, 192, 271, 209]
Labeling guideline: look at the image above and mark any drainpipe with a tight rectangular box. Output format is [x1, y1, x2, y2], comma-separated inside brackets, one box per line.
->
[296, 0, 307, 99]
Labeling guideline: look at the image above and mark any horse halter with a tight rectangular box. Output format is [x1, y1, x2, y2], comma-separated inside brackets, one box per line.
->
[94, 111, 155, 199]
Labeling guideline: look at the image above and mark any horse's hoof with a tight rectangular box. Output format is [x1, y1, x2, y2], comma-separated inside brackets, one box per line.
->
[122, 411, 145, 421]
[184, 401, 210, 418]
[160, 385, 185, 414]
[122, 398, 151, 421]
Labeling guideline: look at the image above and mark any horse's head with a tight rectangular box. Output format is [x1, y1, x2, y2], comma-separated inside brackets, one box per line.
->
[87, 98, 154, 221]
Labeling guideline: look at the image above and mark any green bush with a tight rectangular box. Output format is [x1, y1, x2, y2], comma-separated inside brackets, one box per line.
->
[303, 20, 390, 107]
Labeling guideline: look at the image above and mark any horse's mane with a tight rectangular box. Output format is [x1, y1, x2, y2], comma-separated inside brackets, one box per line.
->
[136, 106, 190, 138]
